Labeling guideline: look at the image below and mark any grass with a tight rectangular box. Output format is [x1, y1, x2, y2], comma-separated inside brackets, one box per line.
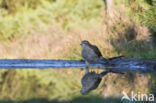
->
[0, 0, 103, 41]
[0, 96, 122, 103]
[0, 0, 156, 102]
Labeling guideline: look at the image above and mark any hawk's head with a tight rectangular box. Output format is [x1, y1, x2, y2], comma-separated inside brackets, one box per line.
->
[80, 40, 90, 47]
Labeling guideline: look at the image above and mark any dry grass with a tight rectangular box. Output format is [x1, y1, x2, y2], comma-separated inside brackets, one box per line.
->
[0, 4, 152, 59]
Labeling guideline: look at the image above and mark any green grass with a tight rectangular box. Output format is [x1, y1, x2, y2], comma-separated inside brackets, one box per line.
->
[0, 0, 103, 41]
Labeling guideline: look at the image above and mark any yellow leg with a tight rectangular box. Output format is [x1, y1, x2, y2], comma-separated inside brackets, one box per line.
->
[85, 61, 89, 74]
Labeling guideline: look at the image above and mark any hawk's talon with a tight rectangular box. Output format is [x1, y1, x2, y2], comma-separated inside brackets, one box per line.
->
[85, 66, 89, 74]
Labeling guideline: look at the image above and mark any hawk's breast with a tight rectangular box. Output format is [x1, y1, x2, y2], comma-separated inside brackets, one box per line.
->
[82, 46, 100, 63]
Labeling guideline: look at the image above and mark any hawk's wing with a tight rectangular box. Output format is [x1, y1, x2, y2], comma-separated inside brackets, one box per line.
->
[91, 45, 102, 57]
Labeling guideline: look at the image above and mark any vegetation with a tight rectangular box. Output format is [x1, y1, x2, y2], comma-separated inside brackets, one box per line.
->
[127, 0, 156, 30]
[0, 0, 155, 103]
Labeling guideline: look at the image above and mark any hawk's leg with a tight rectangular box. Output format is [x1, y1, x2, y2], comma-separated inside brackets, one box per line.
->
[85, 61, 89, 74]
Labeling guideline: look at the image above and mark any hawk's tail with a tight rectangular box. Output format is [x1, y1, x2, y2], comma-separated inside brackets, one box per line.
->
[100, 56, 107, 61]
[99, 71, 110, 78]
[100, 55, 124, 61]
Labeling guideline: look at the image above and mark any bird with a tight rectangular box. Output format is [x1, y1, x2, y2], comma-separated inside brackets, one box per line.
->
[80, 71, 109, 94]
[80, 71, 102, 94]
[80, 40, 107, 73]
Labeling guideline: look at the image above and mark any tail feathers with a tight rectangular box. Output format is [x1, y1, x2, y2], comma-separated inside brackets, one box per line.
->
[99, 70, 110, 78]
[100, 57, 109, 64]
[100, 55, 124, 61]
[100, 56, 107, 61]
[108, 55, 124, 60]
